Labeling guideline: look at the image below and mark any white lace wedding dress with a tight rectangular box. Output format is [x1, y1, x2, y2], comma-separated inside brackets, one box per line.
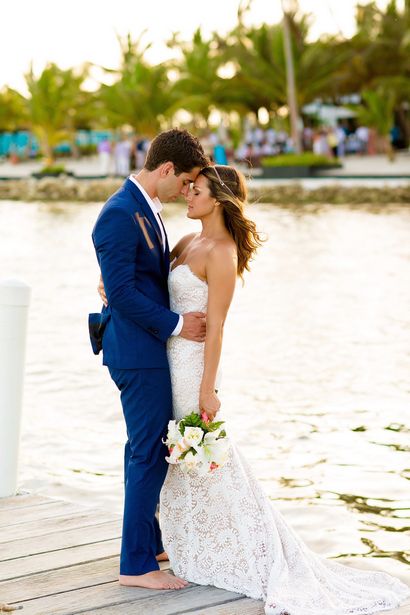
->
[160, 264, 409, 615]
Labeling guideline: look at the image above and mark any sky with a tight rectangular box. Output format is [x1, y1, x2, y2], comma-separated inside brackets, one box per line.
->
[1, 0, 401, 94]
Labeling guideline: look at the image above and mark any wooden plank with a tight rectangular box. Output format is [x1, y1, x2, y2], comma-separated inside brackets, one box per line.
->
[0, 494, 53, 511]
[0, 519, 122, 561]
[61, 594, 410, 615]
[0, 556, 170, 602]
[0, 556, 120, 603]
[84, 594, 262, 615]
[5, 587, 410, 615]
[185, 597, 265, 615]
[10, 582, 244, 615]
[0, 509, 118, 542]
[185, 600, 410, 615]
[8, 581, 163, 614]
[0, 538, 121, 580]
[0, 500, 91, 528]
[0, 493, 407, 615]
[0, 540, 169, 584]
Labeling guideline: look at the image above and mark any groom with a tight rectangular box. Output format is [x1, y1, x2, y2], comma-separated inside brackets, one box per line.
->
[91, 129, 208, 590]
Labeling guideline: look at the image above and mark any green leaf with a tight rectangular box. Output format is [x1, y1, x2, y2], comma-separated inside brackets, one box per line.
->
[177, 413, 226, 438]
[179, 448, 195, 460]
[205, 420, 225, 432]
[178, 412, 204, 435]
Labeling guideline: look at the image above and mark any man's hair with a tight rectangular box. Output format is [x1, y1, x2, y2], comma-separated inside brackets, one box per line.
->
[144, 129, 208, 175]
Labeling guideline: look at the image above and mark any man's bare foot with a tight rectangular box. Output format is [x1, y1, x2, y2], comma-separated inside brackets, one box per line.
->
[156, 551, 169, 562]
[119, 570, 188, 590]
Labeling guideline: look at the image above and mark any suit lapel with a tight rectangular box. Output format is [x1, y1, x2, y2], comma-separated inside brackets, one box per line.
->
[157, 213, 170, 260]
[124, 179, 169, 273]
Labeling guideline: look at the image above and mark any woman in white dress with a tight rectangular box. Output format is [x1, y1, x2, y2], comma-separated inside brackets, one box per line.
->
[159, 165, 410, 614]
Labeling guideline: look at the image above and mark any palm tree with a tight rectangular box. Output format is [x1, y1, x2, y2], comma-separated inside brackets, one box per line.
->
[167, 28, 245, 126]
[218, 7, 349, 122]
[25, 63, 89, 164]
[339, 1, 410, 145]
[219, 20, 287, 117]
[0, 87, 28, 132]
[354, 88, 396, 160]
[97, 34, 174, 136]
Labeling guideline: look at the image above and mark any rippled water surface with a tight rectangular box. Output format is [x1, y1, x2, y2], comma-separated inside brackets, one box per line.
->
[1, 199, 409, 582]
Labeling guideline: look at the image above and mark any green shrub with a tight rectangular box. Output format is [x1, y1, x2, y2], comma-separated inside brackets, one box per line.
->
[261, 153, 339, 167]
[79, 143, 97, 156]
[39, 165, 67, 175]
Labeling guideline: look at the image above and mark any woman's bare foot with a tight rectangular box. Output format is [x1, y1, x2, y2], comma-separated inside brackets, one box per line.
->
[119, 570, 188, 590]
[156, 551, 169, 562]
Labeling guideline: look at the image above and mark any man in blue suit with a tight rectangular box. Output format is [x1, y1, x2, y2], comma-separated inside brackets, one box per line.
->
[91, 129, 208, 590]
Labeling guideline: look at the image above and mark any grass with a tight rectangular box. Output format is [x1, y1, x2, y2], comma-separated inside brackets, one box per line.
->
[261, 153, 340, 167]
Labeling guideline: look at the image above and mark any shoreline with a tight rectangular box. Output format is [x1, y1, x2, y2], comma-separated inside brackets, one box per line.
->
[0, 176, 409, 204]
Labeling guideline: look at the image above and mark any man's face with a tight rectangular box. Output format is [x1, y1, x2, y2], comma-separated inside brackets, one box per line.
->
[157, 165, 201, 202]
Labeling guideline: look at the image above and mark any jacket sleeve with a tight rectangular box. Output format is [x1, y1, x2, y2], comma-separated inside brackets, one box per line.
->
[93, 206, 179, 342]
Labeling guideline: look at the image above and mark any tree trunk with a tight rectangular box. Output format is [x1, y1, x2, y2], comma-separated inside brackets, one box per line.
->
[282, 6, 302, 154]
[384, 135, 395, 162]
[43, 136, 55, 167]
[397, 106, 410, 148]
[71, 135, 80, 159]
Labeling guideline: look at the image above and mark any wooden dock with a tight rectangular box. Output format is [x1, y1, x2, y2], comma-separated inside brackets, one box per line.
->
[0, 493, 409, 615]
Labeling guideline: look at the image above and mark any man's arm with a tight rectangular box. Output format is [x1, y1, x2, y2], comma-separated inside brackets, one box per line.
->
[97, 271, 206, 342]
[93, 207, 206, 343]
[93, 206, 178, 342]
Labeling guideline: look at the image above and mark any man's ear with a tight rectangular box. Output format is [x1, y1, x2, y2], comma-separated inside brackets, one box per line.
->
[160, 161, 174, 177]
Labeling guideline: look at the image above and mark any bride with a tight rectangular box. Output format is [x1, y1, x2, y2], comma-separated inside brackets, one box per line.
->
[159, 165, 409, 614]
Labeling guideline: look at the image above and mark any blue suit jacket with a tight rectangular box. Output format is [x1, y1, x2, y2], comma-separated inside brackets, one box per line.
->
[91, 178, 179, 369]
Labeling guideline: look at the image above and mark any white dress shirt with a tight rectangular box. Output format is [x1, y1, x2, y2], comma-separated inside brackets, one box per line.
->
[129, 175, 183, 336]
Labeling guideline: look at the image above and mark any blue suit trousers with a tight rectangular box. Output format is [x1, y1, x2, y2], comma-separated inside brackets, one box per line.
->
[109, 367, 172, 575]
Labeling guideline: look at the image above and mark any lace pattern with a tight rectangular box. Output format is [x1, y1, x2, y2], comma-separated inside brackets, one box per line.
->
[167, 264, 215, 420]
[160, 264, 410, 614]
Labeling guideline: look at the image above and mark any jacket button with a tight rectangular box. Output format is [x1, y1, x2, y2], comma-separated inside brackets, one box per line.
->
[153, 328, 159, 335]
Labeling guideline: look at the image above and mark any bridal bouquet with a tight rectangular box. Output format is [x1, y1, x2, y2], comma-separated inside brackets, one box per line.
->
[164, 412, 230, 475]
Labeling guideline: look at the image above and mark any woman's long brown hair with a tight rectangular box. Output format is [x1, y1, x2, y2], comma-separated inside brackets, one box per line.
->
[199, 165, 264, 279]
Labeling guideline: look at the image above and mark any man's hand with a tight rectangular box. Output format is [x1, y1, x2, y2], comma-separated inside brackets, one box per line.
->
[179, 312, 206, 342]
[199, 390, 221, 422]
[98, 274, 108, 307]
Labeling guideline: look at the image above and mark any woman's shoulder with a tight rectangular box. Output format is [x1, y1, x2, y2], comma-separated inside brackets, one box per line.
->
[206, 237, 237, 272]
[171, 232, 198, 258]
[208, 235, 237, 257]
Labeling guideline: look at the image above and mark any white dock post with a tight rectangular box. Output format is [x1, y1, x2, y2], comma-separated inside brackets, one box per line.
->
[0, 279, 31, 498]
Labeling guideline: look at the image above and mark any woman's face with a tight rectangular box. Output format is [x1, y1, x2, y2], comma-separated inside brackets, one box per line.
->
[186, 174, 217, 219]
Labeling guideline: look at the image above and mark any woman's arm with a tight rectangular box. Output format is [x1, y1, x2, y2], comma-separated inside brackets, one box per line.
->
[170, 232, 197, 262]
[200, 245, 237, 420]
[98, 273, 108, 306]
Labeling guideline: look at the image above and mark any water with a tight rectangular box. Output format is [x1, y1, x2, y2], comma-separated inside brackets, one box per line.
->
[1, 199, 409, 582]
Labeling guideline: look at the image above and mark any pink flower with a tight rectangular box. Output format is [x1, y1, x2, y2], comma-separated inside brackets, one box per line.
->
[201, 411, 210, 424]
[210, 462, 219, 471]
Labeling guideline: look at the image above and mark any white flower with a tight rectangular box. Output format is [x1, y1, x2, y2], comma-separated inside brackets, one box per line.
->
[203, 428, 222, 442]
[202, 436, 230, 467]
[164, 417, 229, 475]
[165, 438, 190, 464]
[181, 451, 199, 472]
[183, 426, 204, 450]
[165, 420, 180, 447]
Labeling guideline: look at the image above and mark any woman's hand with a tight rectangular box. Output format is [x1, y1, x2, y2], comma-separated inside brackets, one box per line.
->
[199, 390, 221, 422]
[98, 274, 108, 307]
